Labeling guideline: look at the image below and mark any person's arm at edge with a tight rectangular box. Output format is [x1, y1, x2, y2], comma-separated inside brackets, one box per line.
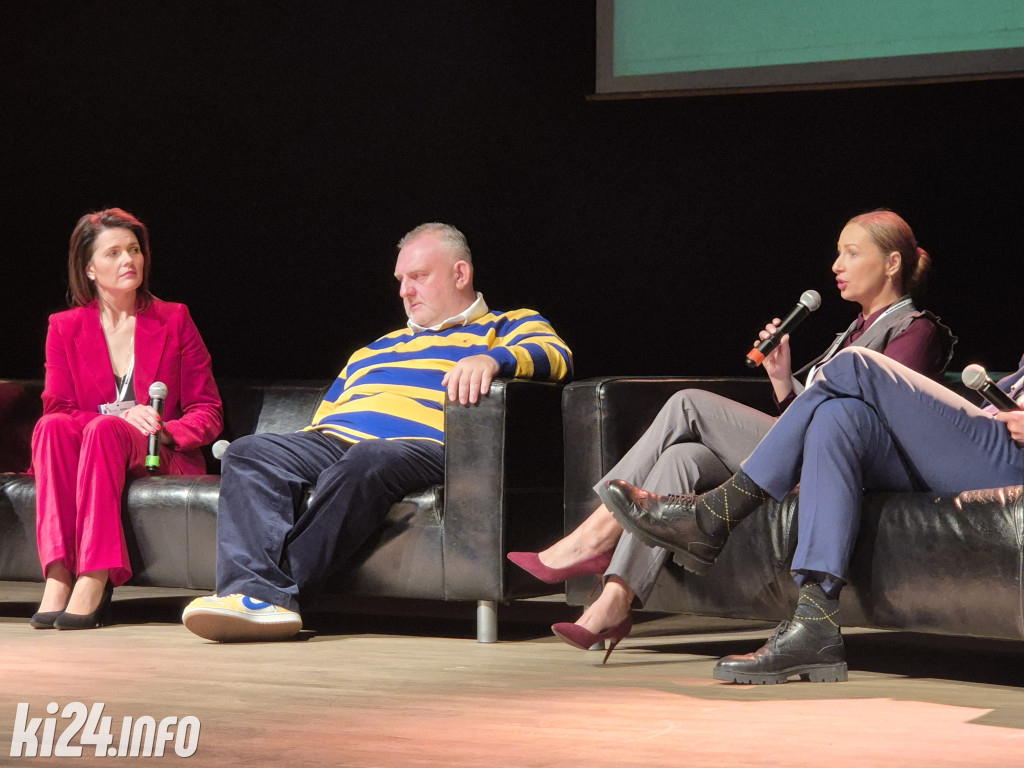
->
[443, 309, 572, 405]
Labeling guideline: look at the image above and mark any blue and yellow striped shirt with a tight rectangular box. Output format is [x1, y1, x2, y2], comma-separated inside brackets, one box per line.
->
[306, 308, 572, 444]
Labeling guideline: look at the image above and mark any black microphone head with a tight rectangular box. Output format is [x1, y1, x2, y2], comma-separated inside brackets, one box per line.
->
[961, 364, 988, 391]
[149, 381, 168, 400]
[799, 290, 822, 312]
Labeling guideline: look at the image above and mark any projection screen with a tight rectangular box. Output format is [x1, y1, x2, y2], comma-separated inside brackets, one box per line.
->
[596, 0, 1024, 97]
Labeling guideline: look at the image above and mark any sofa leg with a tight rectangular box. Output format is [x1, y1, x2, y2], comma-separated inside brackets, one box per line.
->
[476, 600, 498, 643]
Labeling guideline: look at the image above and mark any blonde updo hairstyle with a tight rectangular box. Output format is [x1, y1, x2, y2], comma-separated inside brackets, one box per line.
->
[846, 209, 930, 300]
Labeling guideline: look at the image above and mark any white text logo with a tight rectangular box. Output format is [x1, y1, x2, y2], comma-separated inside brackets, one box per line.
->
[11, 703, 200, 758]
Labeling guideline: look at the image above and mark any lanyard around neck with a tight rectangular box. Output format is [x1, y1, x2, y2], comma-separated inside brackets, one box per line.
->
[115, 355, 135, 403]
[804, 296, 914, 387]
[873, 295, 913, 323]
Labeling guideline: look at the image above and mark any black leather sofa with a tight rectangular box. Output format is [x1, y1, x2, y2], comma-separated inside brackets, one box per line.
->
[562, 377, 1024, 642]
[0, 378, 566, 641]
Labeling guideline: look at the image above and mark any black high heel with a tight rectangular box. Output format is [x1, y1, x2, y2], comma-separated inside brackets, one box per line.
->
[54, 583, 114, 630]
[30, 611, 64, 630]
[32, 577, 73, 628]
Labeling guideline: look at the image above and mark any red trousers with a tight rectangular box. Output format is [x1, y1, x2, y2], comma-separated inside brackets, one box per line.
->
[32, 413, 169, 586]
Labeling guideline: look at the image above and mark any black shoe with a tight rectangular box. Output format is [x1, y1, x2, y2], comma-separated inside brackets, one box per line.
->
[598, 479, 725, 575]
[54, 583, 114, 630]
[29, 611, 64, 629]
[713, 584, 847, 684]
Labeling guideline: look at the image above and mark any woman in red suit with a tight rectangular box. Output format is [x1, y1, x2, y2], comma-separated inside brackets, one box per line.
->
[30, 208, 223, 630]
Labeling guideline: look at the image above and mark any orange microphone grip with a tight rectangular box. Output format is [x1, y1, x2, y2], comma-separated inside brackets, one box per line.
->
[744, 290, 821, 369]
[745, 344, 766, 368]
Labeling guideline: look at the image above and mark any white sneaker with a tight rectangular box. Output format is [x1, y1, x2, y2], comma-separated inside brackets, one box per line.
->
[182, 594, 302, 642]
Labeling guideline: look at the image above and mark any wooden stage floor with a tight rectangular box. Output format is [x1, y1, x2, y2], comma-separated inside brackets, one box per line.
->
[1, 582, 1023, 767]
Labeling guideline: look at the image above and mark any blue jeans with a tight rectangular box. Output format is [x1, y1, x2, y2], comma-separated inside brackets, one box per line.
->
[742, 348, 1023, 591]
[216, 430, 444, 611]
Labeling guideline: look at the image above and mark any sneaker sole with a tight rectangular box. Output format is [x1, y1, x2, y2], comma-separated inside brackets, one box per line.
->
[713, 662, 848, 684]
[182, 607, 302, 643]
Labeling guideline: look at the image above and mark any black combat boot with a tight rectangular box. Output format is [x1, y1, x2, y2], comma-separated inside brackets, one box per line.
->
[599, 470, 770, 575]
[712, 582, 847, 684]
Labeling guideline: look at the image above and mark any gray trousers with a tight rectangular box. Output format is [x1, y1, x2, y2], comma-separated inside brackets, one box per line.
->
[597, 389, 776, 604]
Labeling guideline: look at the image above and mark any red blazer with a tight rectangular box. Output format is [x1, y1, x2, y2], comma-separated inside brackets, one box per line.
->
[41, 299, 223, 475]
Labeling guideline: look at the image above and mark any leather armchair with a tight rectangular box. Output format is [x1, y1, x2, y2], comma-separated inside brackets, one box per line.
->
[562, 376, 1024, 641]
[0, 378, 565, 642]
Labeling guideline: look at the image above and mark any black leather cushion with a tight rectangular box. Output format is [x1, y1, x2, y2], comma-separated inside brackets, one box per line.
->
[0, 474, 39, 581]
[123, 476, 221, 589]
[332, 488, 445, 598]
[849, 486, 1024, 638]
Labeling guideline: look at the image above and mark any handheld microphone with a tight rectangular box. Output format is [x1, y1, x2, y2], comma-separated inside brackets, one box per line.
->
[961, 364, 1022, 412]
[212, 440, 231, 460]
[146, 381, 168, 473]
[745, 290, 822, 368]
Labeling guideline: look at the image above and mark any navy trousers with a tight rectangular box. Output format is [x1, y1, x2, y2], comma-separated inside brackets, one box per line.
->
[216, 430, 445, 611]
[743, 347, 1024, 591]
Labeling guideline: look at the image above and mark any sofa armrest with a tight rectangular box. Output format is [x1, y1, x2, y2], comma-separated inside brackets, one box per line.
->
[562, 376, 777, 533]
[441, 378, 566, 600]
[0, 380, 44, 473]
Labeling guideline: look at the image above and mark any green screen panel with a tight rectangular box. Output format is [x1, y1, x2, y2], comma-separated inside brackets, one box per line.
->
[597, 0, 1024, 96]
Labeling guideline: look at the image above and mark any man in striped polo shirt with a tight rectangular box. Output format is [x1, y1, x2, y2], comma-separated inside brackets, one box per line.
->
[183, 223, 572, 642]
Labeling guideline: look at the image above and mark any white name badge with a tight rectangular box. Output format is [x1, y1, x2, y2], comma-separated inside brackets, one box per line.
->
[99, 400, 137, 416]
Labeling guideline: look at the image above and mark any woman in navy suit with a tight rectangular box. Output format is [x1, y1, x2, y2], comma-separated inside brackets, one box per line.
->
[31, 208, 223, 630]
[608, 348, 1024, 681]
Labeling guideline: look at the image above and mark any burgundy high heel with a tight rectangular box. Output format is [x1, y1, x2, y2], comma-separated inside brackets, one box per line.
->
[551, 614, 633, 664]
[506, 550, 613, 584]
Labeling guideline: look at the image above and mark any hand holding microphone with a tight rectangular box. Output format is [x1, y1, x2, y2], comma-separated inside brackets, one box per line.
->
[961, 364, 1022, 412]
[745, 290, 822, 368]
[145, 381, 168, 473]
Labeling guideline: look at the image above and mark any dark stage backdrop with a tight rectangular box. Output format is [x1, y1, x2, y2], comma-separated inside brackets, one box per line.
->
[2, 2, 1022, 386]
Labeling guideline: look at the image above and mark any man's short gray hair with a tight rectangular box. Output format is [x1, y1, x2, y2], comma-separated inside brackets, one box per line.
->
[397, 222, 472, 265]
